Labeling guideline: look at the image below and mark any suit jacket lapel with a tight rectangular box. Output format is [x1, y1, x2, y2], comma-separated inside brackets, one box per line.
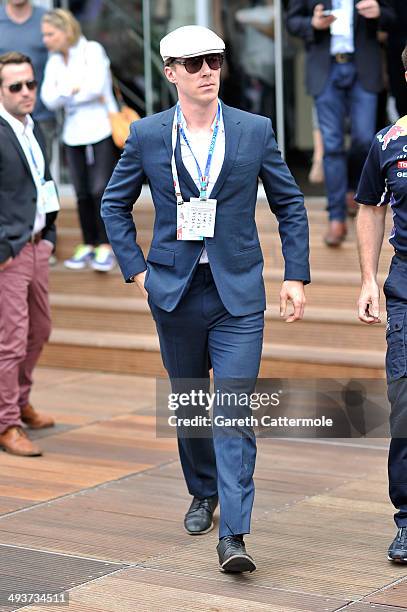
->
[161, 104, 200, 198]
[210, 102, 242, 201]
[174, 135, 200, 197]
[1, 118, 32, 176]
[161, 106, 175, 160]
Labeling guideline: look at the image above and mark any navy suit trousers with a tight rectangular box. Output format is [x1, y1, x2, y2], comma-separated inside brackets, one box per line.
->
[149, 264, 264, 537]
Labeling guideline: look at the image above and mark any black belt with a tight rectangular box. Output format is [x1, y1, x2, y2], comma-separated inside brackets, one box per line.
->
[332, 53, 354, 64]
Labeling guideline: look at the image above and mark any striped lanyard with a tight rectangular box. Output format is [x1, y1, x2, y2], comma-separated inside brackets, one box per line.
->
[171, 101, 221, 203]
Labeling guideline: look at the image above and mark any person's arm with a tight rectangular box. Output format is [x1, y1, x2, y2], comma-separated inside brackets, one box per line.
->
[357, 205, 386, 323]
[355, 134, 388, 323]
[355, 0, 396, 29]
[101, 122, 147, 285]
[286, 0, 335, 43]
[259, 118, 310, 322]
[70, 42, 110, 105]
[40, 56, 73, 111]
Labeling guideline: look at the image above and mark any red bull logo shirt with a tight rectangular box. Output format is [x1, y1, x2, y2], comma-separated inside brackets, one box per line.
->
[355, 116, 407, 253]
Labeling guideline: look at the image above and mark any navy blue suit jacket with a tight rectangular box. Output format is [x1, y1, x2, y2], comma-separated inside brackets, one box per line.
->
[101, 102, 310, 316]
[286, 0, 396, 96]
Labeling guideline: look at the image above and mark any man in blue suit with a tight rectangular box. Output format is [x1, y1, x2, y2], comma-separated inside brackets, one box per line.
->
[102, 25, 310, 573]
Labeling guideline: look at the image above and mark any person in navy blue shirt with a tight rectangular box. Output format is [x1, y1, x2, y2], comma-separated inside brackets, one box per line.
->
[356, 44, 407, 563]
[102, 25, 310, 574]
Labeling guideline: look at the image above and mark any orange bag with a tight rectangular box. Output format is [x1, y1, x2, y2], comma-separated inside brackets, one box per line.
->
[109, 79, 140, 149]
[109, 105, 140, 149]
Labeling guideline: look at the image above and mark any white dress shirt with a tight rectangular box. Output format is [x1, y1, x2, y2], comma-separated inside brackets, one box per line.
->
[330, 0, 355, 55]
[41, 36, 118, 146]
[179, 103, 225, 263]
[0, 104, 46, 235]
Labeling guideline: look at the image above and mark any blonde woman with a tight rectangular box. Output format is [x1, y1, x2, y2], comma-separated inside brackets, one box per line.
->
[41, 9, 118, 272]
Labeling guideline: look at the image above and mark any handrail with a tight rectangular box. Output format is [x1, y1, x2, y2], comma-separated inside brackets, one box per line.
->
[100, 0, 177, 107]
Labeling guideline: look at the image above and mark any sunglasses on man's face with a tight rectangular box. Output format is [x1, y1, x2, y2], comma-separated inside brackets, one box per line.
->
[5, 79, 38, 94]
[172, 53, 224, 74]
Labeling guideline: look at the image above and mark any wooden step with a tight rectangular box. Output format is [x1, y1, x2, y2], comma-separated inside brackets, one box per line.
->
[49, 294, 387, 352]
[49, 265, 390, 311]
[54, 226, 393, 273]
[39, 328, 385, 378]
[56, 204, 394, 238]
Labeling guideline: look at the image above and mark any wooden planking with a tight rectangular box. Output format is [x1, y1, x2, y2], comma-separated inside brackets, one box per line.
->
[0, 367, 404, 609]
[144, 498, 406, 601]
[0, 544, 124, 612]
[0, 399, 177, 515]
[31, 368, 156, 421]
[21, 567, 349, 612]
[367, 580, 407, 608]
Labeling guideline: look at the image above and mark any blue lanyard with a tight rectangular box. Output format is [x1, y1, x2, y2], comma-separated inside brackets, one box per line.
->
[177, 102, 221, 200]
[24, 132, 45, 185]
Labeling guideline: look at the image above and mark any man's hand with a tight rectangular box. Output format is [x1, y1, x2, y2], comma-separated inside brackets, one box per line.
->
[358, 279, 381, 324]
[134, 270, 148, 299]
[356, 0, 380, 19]
[312, 3, 336, 30]
[280, 281, 306, 323]
[0, 257, 12, 271]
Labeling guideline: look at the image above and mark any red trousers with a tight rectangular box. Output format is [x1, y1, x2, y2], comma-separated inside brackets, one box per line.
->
[0, 240, 52, 433]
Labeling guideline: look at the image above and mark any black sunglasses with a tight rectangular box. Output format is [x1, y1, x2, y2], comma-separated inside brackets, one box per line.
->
[6, 79, 37, 94]
[171, 53, 224, 74]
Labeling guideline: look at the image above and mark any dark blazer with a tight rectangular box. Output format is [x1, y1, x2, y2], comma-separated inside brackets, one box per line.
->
[102, 102, 310, 316]
[0, 116, 57, 263]
[286, 0, 396, 96]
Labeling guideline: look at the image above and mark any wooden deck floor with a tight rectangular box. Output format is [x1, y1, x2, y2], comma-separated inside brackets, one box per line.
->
[0, 368, 406, 611]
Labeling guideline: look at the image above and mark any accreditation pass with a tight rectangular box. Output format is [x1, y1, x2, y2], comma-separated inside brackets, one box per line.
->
[177, 197, 217, 241]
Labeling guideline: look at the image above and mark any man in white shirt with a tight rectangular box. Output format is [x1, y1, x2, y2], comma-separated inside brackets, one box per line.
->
[0, 52, 57, 457]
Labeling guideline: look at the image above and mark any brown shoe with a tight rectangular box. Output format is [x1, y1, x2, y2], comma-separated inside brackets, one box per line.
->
[21, 403, 55, 430]
[324, 221, 347, 247]
[0, 426, 42, 456]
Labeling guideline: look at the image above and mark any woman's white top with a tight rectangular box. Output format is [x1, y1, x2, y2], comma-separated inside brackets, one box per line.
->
[41, 36, 118, 146]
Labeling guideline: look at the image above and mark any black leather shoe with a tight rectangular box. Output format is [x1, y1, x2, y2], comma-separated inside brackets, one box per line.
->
[217, 535, 256, 573]
[388, 527, 407, 562]
[184, 495, 218, 535]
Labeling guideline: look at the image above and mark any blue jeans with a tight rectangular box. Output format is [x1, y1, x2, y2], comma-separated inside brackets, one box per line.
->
[315, 61, 378, 222]
[149, 264, 264, 537]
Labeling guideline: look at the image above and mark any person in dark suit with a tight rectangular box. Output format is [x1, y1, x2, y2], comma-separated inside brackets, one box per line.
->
[386, 0, 407, 118]
[0, 52, 58, 457]
[286, 0, 396, 246]
[102, 25, 310, 573]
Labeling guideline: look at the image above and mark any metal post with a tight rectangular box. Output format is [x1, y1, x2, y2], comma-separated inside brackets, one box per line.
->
[142, 0, 154, 116]
[274, 0, 285, 159]
[195, 0, 209, 27]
